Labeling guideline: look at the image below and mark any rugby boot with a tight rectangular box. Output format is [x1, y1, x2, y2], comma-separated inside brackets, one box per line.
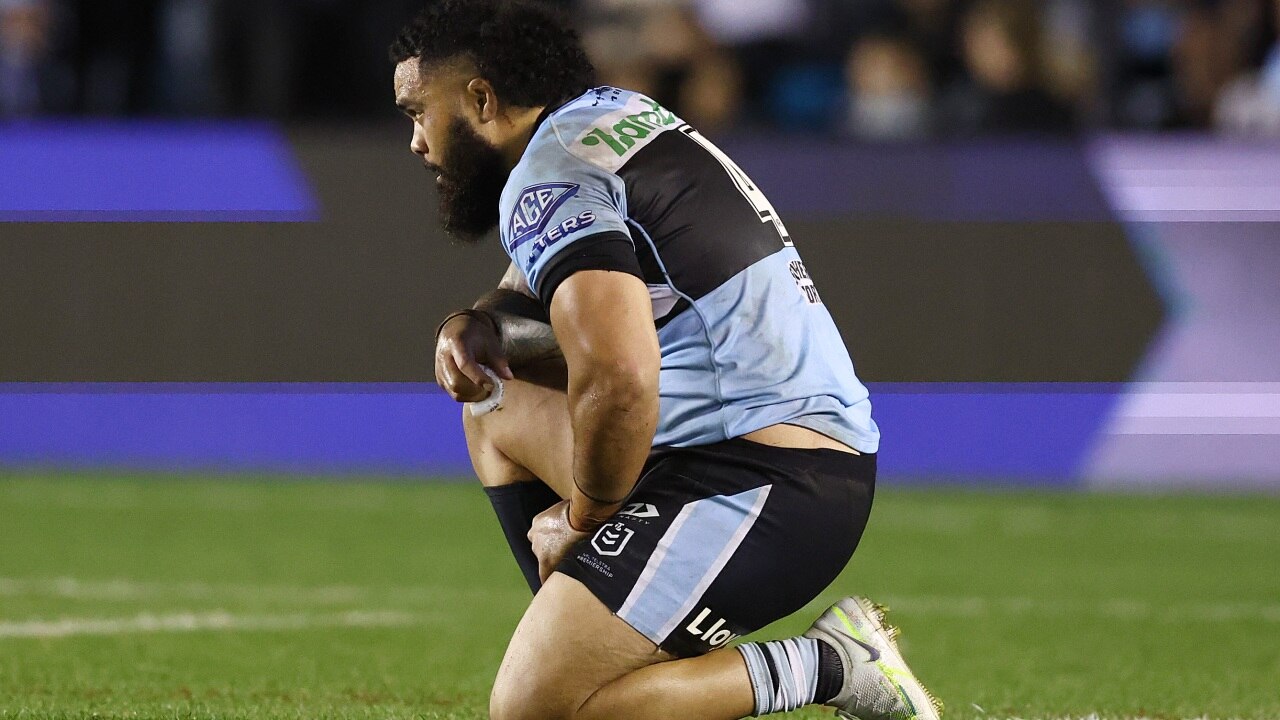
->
[804, 597, 943, 720]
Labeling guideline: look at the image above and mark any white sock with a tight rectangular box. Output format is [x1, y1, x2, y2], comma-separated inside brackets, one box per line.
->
[737, 637, 822, 715]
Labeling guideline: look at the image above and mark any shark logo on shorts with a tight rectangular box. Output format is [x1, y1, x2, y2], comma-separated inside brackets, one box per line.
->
[590, 522, 634, 557]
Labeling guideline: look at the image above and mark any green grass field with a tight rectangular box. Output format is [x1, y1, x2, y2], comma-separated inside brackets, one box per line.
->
[1, 475, 1278, 720]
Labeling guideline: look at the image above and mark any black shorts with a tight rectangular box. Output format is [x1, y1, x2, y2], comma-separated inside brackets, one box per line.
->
[557, 437, 876, 658]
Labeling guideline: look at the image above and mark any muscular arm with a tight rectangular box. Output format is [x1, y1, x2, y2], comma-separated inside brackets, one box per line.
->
[474, 263, 562, 367]
[549, 270, 661, 530]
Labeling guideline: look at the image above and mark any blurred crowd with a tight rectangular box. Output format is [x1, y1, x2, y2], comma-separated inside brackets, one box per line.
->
[3, 0, 1280, 138]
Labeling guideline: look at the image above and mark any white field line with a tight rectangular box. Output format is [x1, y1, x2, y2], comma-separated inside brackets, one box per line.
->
[0, 609, 418, 639]
[5, 576, 1278, 624]
[0, 576, 480, 604]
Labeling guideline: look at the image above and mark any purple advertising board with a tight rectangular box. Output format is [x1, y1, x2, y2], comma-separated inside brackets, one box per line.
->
[2, 126, 1277, 486]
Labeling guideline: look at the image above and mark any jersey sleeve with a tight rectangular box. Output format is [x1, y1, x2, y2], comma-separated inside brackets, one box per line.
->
[500, 136, 642, 308]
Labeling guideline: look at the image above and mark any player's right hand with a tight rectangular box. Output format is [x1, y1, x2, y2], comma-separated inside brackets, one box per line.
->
[434, 312, 515, 403]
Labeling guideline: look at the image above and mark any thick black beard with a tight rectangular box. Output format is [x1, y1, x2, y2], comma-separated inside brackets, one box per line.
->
[434, 118, 509, 244]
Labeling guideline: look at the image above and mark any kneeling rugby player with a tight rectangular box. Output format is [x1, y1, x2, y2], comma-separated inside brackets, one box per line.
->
[392, 2, 943, 718]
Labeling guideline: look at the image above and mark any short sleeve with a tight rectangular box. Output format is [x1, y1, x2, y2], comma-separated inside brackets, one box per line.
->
[499, 135, 637, 303]
[534, 231, 644, 308]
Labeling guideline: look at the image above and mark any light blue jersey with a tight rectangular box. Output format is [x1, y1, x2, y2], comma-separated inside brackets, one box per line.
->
[499, 87, 879, 453]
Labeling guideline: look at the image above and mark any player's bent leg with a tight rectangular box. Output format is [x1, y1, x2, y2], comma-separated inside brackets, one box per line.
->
[490, 573, 924, 720]
[576, 644, 756, 720]
[461, 365, 574, 498]
[488, 572, 756, 720]
[462, 361, 575, 591]
[487, 438, 909, 720]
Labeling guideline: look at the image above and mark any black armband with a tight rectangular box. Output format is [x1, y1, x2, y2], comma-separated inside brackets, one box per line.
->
[536, 231, 645, 310]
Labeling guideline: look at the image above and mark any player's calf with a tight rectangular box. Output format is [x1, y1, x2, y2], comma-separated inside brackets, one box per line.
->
[488, 574, 669, 720]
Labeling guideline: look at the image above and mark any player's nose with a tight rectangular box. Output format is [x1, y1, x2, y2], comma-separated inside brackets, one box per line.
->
[410, 125, 428, 157]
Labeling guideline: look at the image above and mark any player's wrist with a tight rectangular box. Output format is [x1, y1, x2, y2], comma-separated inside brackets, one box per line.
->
[566, 498, 618, 532]
[565, 502, 593, 533]
[569, 475, 627, 532]
[434, 308, 500, 343]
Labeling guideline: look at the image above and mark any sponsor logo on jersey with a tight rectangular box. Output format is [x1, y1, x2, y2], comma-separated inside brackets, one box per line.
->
[525, 210, 596, 269]
[588, 86, 624, 106]
[508, 182, 579, 251]
[590, 522, 634, 557]
[618, 502, 659, 519]
[580, 98, 679, 158]
[685, 607, 741, 649]
[789, 260, 822, 305]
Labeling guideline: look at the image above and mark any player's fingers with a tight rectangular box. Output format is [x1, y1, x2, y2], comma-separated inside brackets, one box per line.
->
[434, 336, 466, 393]
[446, 353, 494, 403]
[537, 554, 554, 583]
[528, 524, 550, 580]
[451, 347, 495, 391]
[437, 355, 466, 401]
[440, 355, 488, 403]
[475, 330, 515, 380]
[433, 349, 451, 394]
[488, 352, 515, 381]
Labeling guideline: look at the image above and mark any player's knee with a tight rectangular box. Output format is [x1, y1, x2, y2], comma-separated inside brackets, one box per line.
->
[489, 676, 574, 720]
[460, 390, 515, 452]
[461, 402, 487, 445]
[462, 404, 538, 488]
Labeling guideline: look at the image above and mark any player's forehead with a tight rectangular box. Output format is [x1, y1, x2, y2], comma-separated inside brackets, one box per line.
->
[394, 57, 474, 108]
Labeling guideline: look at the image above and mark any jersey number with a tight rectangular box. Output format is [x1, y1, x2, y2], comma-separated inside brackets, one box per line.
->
[681, 126, 792, 246]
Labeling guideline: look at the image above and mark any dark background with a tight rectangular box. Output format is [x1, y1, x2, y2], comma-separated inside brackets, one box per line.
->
[0, 129, 1164, 383]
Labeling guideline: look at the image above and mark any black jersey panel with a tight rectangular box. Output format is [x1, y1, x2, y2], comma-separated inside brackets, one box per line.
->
[616, 129, 789, 302]
[628, 222, 669, 287]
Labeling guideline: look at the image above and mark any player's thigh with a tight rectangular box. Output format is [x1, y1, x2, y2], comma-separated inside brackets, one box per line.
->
[490, 572, 671, 720]
[462, 366, 574, 498]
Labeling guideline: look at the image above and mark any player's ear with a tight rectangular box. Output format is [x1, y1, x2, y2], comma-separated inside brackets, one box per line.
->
[466, 78, 499, 124]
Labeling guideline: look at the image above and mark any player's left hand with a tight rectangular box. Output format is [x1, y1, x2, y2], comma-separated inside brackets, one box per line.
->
[528, 500, 591, 583]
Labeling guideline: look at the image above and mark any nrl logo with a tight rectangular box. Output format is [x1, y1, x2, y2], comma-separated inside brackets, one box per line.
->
[591, 522, 634, 557]
[508, 182, 579, 251]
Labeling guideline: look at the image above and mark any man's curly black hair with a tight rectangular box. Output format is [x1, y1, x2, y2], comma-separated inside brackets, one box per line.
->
[390, 0, 596, 109]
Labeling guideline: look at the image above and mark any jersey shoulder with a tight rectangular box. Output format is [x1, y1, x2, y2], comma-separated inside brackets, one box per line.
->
[499, 96, 624, 256]
[545, 87, 686, 173]
[499, 90, 654, 285]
